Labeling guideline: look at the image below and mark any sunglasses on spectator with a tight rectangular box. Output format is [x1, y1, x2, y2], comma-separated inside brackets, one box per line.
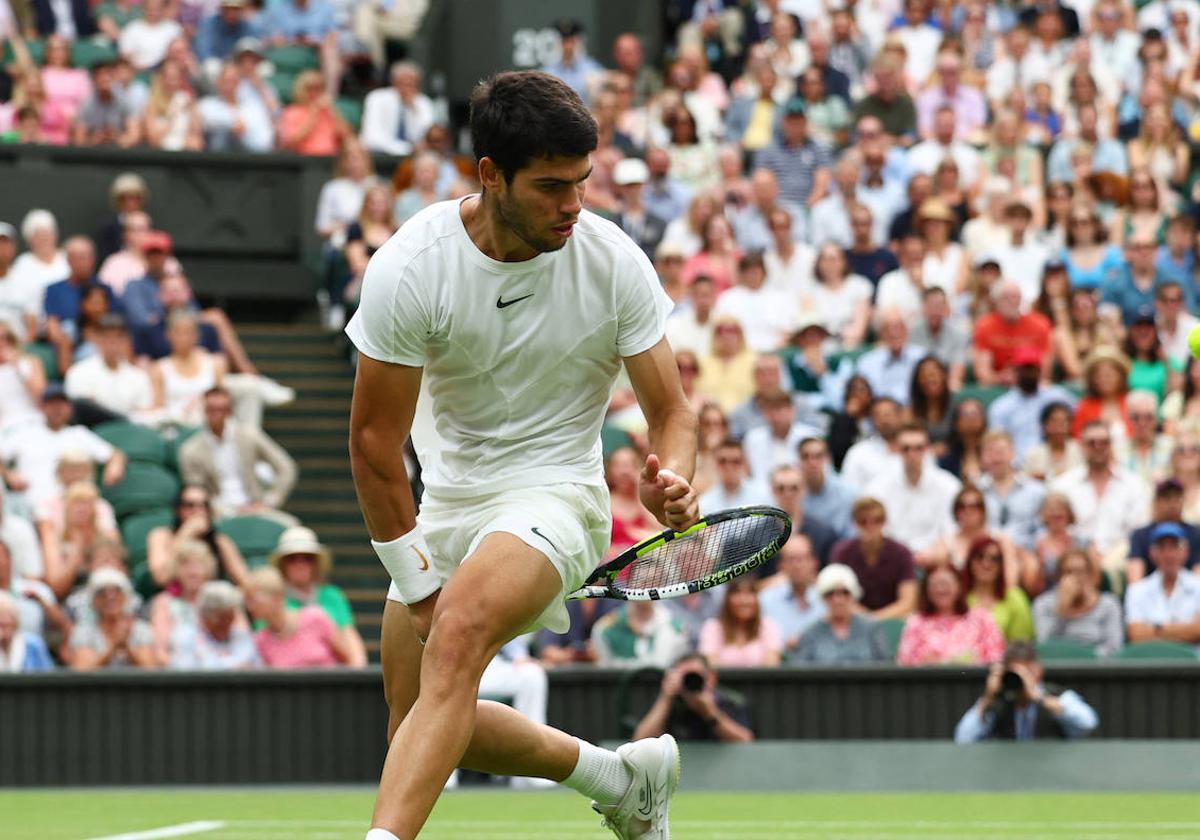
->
[1083, 437, 1111, 448]
[717, 457, 744, 465]
[773, 483, 800, 492]
[179, 498, 207, 509]
[1159, 294, 1184, 304]
[956, 500, 985, 511]
[973, 551, 1002, 564]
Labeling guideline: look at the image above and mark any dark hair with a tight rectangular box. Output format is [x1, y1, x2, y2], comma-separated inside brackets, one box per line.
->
[909, 356, 951, 426]
[172, 484, 222, 561]
[204, 386, 232, 401]
[468, 71, 597, 182]
[717, 577, 761, 643]
[917, 562, 969, 616]
[1040, 400, 1073, 426]
[963, 535, 1007, 601]
[944, 397, 987, 463]
[1124, 319, 1163, 363]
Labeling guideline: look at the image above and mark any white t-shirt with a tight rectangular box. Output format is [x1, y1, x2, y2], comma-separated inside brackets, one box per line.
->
[712, 284, 797, 352]
[8, 251, 68, 304]
[119, 19, 184, 71]
[64, 356, 154, 418]
[0, 423, 115, 506]
[345, 199, 672, 499]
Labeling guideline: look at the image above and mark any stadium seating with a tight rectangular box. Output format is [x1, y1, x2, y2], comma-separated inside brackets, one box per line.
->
[102, 463, 182, 519]
[217, 515, 288, 567]
[1116, 641, 1198, 661]
[1035, 639, 1099, 661]
[120, 507, 175, 567]
[94, 421, 171, 468]
[876, 618, 905, 659]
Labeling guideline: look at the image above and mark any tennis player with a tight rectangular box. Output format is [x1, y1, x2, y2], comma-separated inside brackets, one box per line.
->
[347, 70, 699, 840]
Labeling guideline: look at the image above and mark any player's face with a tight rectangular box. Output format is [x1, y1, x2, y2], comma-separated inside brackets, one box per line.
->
[496, 155, 591, 254]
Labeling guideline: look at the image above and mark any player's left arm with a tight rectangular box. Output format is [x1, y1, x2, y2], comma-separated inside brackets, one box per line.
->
[625, 337, 699, 531]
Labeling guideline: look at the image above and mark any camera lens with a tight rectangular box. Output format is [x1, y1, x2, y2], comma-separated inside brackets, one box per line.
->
[1000, 670, 1024, 702]
[681, 671, 705, 693]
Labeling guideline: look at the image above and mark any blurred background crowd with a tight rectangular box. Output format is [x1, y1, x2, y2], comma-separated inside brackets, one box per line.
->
[3, 0, 1200, 702]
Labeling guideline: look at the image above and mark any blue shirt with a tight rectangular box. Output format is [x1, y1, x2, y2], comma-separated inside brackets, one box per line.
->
[121, 276, 164, 332]
[846, 344, 927, 407]
[258, 0, 335, 40]
[1064, 244, 1126, 291]
[1155, 247, 1196, 305]
[542, 54, 603, 104]
[193, 13, 254, 60]
[987, 385, 1077, 461]
[42, 276, 109, 324]
[803, 470, 857, 538]
[755, 139, 832, 207]
[954, 689, 1099, 742]
[1101, 268, 1163, 324]
[759, 583, 825, 648]
[643, 177, 691, 226]
[978, 473, 1046, 551]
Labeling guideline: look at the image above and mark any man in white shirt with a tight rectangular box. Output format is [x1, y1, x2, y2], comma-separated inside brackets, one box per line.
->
[874, 233, 928, 322]
[665, 274, 715, 357]
[0, 222, 39, 342]
[360, 61, 436, 157]
[742, 390, 822, 481]
[64, 315, 154, 423]
[1124, 523, 1200, 651]
[840, 396, 903, 493]
[907, 105, 980, 182]
[118, 0, 184, 71]
[1155, 280, 1198, 368]
[1051, 422, 1150, 556]
[699, 439, 771, 514]
[994, 201, 1049, 309]
[0, 485, 43, 580]
[763, 207, 815, 297]
[712, 252, 795, 352]
[867, 423, 961, 561]
[1090, 0, 1142, 85]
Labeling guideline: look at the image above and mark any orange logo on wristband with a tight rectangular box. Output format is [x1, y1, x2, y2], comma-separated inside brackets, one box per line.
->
[413, 546, 430, 571]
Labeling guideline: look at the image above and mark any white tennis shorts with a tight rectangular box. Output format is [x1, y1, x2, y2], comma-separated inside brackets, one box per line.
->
[385, 482, 612, 634]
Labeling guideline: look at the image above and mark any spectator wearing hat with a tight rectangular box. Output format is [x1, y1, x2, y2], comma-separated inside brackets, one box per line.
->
[754, 97, 831, 208]
[169, 580, 259, 670]
[973, 280, 1053, 387]
[1125, 522, 1200, 651]
[360, 61, 435, 158]
[0, 221, 38, 346]
[245, 566, 361, 668]
[178, 386, 297, 520]
[1071, 347, 1133, 439]
[916, 197, 968, 297]
[64, 314, 154, 423]
[712, 252, 795, 353]
[0, 590, 54, 672]
[783, 315, 836, 401]
[269, 525, 367, 664]
[93, 174, 148, 264]
[229, 38, 280, 130]
[1099, 231, 1166, 328]
[1126, 478, 1200, 584]
[1051, 420, 1150, 556]
[611, 157, 667, 261]
[793, 564, 889, 664]
[194, 0, 255, 62]
[1, 385, 126, 508]
[68, 568, 158, 670]
[542, 18, 603, 105]
[994, 201, 1050, 310]
[988, 346, 1077, 461]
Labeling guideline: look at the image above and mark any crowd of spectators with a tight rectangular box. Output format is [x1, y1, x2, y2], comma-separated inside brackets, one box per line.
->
[8, 2, 1200, 689]
[0, 168, 380, 673]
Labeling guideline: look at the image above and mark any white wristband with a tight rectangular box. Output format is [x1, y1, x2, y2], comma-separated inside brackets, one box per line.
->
[372, 527, 440, 605]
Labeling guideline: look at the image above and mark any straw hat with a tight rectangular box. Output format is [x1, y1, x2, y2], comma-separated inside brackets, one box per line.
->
[917, 198, 957, 224]
[269, 526, 333, 580]
[1083, 346, 1131, 380]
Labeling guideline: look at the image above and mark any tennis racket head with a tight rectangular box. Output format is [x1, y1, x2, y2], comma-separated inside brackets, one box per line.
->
[568, 506, 792, 601]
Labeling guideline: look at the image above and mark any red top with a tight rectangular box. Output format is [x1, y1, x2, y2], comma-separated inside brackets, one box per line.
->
[279, 105, 343, 156]
[973, 311, 1052, 373]
[1071, 395, 1132, 439]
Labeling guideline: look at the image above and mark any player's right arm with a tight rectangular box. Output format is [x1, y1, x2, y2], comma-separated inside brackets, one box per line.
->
[348, 356, 422, 540]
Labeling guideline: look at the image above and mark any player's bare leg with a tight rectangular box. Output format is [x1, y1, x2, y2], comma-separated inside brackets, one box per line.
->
[370, 533, 578, 838]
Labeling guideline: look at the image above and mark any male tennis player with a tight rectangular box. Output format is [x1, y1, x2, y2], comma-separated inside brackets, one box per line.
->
[347, 71, 699, 840]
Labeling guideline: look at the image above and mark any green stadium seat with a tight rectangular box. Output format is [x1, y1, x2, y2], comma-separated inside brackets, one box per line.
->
[166, 426, 201, 475]
[71, 39, 118, 69]
[954, 385, 1007, 410]
[217, 515, 287, 567]
[94, 421, 170, 468]
[335, 96, 363, 131]
[264, 45, 319, 73]
[1035, 638, 1099, 661]
[22, 342, 60, 382]
[129, 560, 160, 600]
[601, 425, 634, 458]
[102, 463, 181, 519]
[120, 507, 175, 566]
[270, 71, 298, 104]
[876, 617, 905, 659]
[3, 38, 45, 65]
[1116, 641, 1198, 661]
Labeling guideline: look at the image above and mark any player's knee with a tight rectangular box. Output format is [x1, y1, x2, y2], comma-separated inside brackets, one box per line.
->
[424, 609, 491, 676]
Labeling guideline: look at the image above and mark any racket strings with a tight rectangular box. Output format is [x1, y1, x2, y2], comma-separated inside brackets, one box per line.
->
[612, 514, 789, 594]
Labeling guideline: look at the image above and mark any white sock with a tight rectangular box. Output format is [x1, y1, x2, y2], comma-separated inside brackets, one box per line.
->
[560, 738, 633, 806]
[365, 830, 400, 840]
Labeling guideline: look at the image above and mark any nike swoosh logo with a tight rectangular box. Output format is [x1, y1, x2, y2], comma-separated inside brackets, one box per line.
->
[413, 546, 430, 571]
[496, 293, 534, 309]
[634, 770, 653, 819]
[530, 527, 558, 553]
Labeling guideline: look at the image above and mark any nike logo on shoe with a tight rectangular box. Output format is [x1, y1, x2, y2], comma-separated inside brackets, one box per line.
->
[634, 771, 654, 820]
[496, 293, 534, 308]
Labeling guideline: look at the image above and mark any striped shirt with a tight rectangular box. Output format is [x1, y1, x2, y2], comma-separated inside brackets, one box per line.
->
[755, 139, 831, 207]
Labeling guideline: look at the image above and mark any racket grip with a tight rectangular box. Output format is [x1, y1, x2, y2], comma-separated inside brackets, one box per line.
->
[566, 585, 611, 600]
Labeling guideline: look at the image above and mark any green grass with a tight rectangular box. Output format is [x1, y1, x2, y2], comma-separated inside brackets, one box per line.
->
[4, 790, 1200, 840]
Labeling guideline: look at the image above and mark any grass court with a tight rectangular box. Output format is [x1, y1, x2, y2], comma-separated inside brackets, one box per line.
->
[5, 789, 1198, 840]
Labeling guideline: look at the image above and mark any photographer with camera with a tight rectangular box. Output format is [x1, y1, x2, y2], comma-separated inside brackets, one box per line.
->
[632, 652, 754, 743]
[954, 641, 1098, 742]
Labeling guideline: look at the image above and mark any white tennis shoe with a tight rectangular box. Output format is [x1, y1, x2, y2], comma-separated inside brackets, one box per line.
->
[593, 734, 681, 840]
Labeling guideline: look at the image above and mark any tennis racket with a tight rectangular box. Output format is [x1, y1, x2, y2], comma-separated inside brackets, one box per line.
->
[568, 506, 792, 601]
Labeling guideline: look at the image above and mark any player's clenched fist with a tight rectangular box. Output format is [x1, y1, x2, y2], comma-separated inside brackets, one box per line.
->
[639, 453, 699, 532]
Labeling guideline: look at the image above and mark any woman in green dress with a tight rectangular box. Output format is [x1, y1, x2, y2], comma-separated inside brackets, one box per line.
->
[963, 536, 1034, 642]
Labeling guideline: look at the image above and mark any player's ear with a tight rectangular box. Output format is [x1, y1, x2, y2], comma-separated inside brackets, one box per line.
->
[479, 157, 504, 193]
